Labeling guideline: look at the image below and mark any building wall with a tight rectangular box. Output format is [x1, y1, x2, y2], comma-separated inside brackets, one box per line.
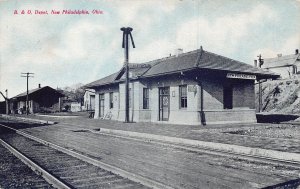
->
[26, 100, 60, 113]
[94, 85, 119, 120]
[15, 88, 63, 114]
[201, 79, 255, 110]
[94, 94, 99, 118]
[268, 66, 294, 79]
[201, 80, 224, 110]
[17, 101, 26, 114]
[118, 81, 144, 122]
[149, 87, 158, 122]
[199, 79, 256, 124]
[128, 76, 200, 124]
[83, 89, 95, 111]
[32, 101, 39, 113]
[232, 81, 255, 109]
[27, 100, 38, 113]
[17, 100, 38, 114]
[93, 75, 257, 125]
[202, 109, 256, 124]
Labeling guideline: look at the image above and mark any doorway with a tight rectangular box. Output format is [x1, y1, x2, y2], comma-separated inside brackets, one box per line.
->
[223, 84, 233, 109]
[159, 87, 170, 121]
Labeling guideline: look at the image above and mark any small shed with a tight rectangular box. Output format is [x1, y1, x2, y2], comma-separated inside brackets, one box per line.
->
[10, 86, 64, 114]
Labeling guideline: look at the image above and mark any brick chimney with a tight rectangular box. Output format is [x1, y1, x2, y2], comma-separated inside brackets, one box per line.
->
[175, 48, 183, 57]
[38, 84, 41, 88]
[254, 60, 258, 67]
[296, 49, 299, 55]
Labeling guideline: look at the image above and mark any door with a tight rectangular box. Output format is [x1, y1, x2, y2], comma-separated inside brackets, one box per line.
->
[223, 84, 233, 109]
[99, 94, 104, 117]
[159, 87, 170, 121]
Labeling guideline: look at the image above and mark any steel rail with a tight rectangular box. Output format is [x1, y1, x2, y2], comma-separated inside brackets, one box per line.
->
[0, 138, 71, 189]
[0, 123, 174, 189]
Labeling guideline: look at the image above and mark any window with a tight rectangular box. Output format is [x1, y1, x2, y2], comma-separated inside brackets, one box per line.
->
[143, 88, 149, 109]
[99, 94, 105, 117]
[179, 85, 187, 108]
[109, 92, 113, 109]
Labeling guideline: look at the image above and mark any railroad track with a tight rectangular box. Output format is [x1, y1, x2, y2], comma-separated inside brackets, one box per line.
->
[0, 123, 171, 189]
[1, 119, 300, 189]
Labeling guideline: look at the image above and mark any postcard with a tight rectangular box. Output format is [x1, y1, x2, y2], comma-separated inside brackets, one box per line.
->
[0, 0, 300, 188]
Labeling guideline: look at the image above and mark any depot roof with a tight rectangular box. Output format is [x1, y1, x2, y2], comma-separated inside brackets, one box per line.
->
[12, 86, 64, 100]
[85, 47, 279, 88]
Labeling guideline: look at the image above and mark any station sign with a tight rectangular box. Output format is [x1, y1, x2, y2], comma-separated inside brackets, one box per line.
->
[128, 63, 151, 69]
[226, 73, 256, 80]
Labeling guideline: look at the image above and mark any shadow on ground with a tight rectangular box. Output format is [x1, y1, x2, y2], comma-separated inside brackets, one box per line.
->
[0, 119, 53, 131]
[262, 178, 300, 189]
[257, 114, 299, 123]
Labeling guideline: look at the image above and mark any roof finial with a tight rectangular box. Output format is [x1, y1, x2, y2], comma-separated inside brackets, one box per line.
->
[200, 45, 203, 51]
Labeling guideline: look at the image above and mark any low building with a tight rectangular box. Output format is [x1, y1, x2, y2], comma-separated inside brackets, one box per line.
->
[10, 85, 64, 114]
[261, 49, 300, 79]
[83, 89, 95, 111]
[70, 102, 82, 112]
[85, 47, 279, 125]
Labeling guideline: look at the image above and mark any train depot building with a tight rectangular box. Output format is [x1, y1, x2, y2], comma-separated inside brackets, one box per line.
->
[10, 85, 64, 114]
[85, 48, 279, 125]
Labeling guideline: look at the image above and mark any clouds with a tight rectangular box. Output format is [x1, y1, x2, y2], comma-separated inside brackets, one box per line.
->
[54, 20, 109, 60]
[176, 4, 278, 55]
[0, 0, 299, 100]
[131, 39, 176, 63]
[0, 1, 65, 52]
[253, 33, 300, 58]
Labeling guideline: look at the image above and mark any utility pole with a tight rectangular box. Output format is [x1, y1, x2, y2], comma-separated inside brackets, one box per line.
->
[0, 90, 9, 114]
[21, 72, 34, 115]
[5, 89, 8, 114]
[257, 54, 264, 113]
[120, 27, 135, 123]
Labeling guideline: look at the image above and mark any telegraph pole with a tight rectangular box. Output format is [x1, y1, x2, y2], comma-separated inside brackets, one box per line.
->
[21, 72, 34, 115]
[257, 54, 264, 113]
[0, 90, 9, 114]
[5, 89, 8, 114]
[120, 27, 135, 123]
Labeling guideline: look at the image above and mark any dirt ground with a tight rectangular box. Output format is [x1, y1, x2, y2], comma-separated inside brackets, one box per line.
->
[1, 116, 300, 188]
[204, 124, 300, 140]
[2, 114, 300, 153]
[257, 78, 300, 114]
[2, 121, 299, 189]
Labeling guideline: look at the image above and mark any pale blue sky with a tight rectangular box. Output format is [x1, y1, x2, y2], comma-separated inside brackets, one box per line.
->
[0, 0, 300, 100]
